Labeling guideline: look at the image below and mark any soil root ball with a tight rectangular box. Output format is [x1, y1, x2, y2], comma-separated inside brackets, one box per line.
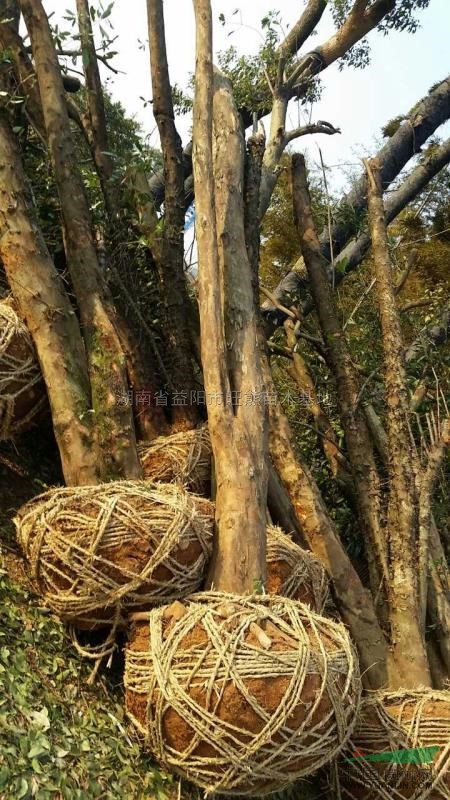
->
[138, 427, 211, 496]
[0, 299, 46, 440]
[15, 481, 214, 629]
[125, 592, 361, 796]
[335, 689, 450, 800]
[267, 524, 331, 612]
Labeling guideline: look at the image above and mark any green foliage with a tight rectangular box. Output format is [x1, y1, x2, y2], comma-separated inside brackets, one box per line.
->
[381, 115, 405, 138]
[0, 571, 174, 800]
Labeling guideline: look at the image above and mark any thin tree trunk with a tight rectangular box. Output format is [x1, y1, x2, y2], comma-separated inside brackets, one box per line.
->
[261, 354, 388, 689]
[0, 117, 99, 485]
[75, 0, 116, 217]
[20, 0, 141, 481]
[366, 157, 431, 688]
[147, 0, 198, 430]
[284, 319, 354, 492]
[192, 0, 268, 593]
[292, 154, 388, 610]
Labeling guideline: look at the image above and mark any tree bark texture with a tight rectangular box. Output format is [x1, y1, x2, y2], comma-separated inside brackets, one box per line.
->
[192, 0, 268, 594]
[292, 154, 388, 609]
[20, 0, 141, 481]
[0, 116, 99, 485]
[366, 157, 431, 689]
[148, 0, 198, 430]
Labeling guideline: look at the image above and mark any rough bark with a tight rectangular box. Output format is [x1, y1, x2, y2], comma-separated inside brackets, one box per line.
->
[20, 0, 141, 481]
[428, 517, 450, 671]
[0, 116, 99, 485]
[192, 0, 268, 593]
[147, 0, 198, 429]
[292, 154, 388, 607]
[366, 157, 431, 689]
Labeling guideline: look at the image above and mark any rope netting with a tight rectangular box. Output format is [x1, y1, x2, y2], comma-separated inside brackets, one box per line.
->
[267, 525, 331, 612]
[15, 481, 214, 631]
[138, 426, 211, 496]
[0, 299, 45, 440]
[335, 689, 450, 800]
[125, 592, 361, 796]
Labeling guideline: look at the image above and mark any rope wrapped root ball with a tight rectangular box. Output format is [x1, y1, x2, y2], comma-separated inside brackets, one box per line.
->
[0, 299, 46, 440]
[138, 427, 212, 496]
[335, 689, 450, 800]
[125, 592, 361, 796]
[15, 481, 214, 630]
[267, 525, 331, 613]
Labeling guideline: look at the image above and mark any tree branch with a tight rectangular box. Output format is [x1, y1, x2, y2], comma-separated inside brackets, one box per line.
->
[284, 120, 341, 145]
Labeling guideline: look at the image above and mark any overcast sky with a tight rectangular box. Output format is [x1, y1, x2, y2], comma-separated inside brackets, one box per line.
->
[44, 0, 449, 192]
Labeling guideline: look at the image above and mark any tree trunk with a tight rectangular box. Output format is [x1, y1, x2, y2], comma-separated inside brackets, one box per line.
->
[292, 153, 388, 610]
[284, 319, 354, 493]
[20, 0, 141, 481]
[262, 352, 388, 689]
[192, 0, 268, 593]
[75, 0, 116, 217]
[366, 157, 431, 688]
[147, 0, 198, 430]
[0, 117, 99, 485]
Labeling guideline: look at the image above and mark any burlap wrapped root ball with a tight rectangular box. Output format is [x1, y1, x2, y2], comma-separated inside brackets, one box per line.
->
[138, 427, 212, 496]
[125, 592, 361, 796]
[0, 298, 46, 440]
[267, 525, 331, 613]
[15, 481, 214, 630]
[335, 689, 450, 800]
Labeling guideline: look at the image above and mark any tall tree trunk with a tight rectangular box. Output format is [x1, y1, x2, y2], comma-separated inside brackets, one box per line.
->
[366, 157, 431, 688]
[147, 0, 198, 430]
[192, 0, 268, 593]
[0, 117, 99, 484]
[261, 354, 388, 689]
[20, 0, 141, 481]
[75, 0, 115, 217]
[292, 154, 388, 611]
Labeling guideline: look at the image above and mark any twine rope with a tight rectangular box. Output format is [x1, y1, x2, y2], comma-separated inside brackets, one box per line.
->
[336, 689, 450, 800]
[0, 302, 44, 439]
[138, 427, 211, 494]
[125, 592, 361, 796]
[15, 481, 214, 629]
[267, 525, 331, 612]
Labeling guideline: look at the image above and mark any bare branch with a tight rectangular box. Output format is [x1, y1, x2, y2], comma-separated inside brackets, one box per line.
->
[284, 120, 340, 145]
[395, 248, 418, 295]
[277, 0, 327, 60]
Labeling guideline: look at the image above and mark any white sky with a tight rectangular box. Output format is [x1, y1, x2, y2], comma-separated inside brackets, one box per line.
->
[43, 0, 450, 192]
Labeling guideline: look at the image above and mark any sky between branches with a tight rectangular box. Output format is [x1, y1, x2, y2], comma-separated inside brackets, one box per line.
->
[44, 0, 449, 192]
